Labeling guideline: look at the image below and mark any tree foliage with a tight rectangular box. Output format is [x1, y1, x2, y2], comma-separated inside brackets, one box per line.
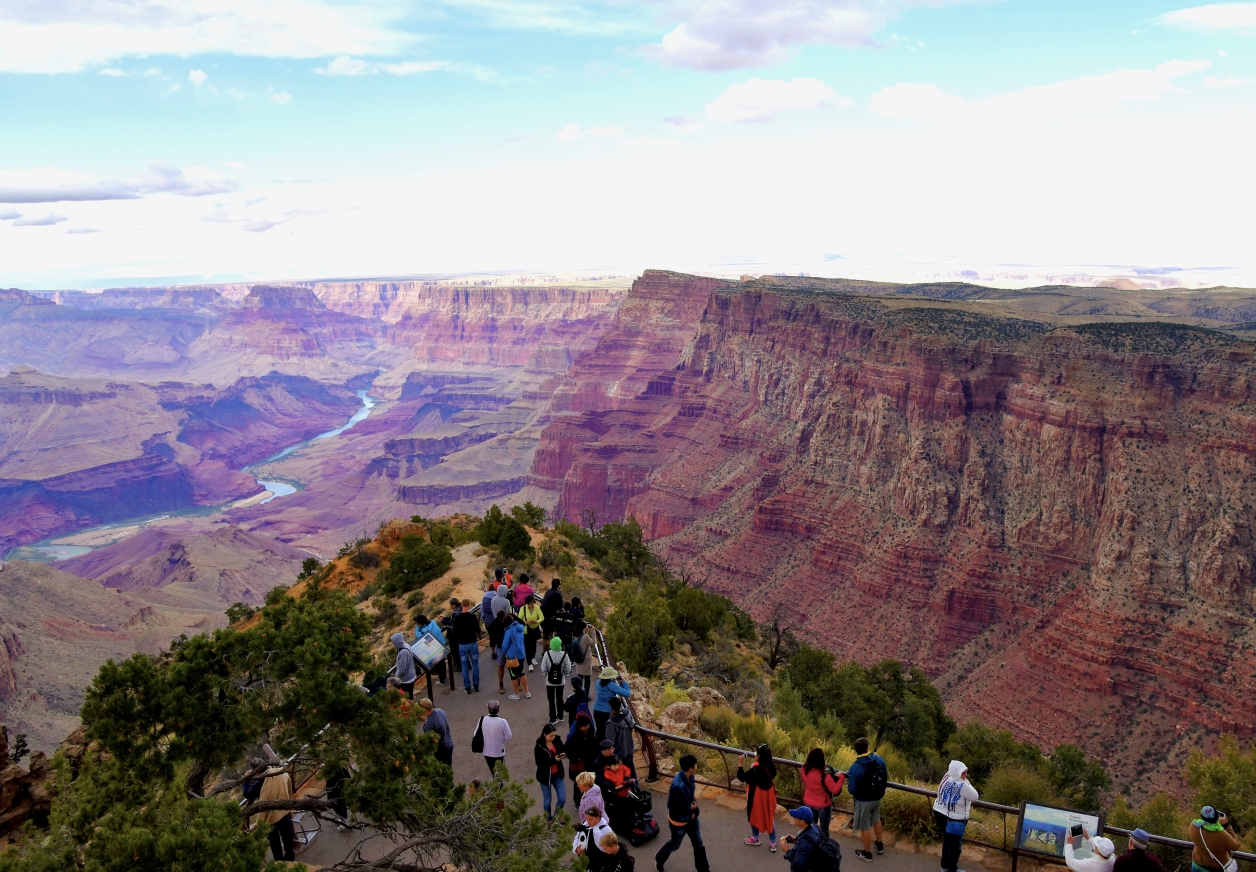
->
[379, 535, 454, 595]
[510, 502, 548, 529]
[1187, 734, 1256, 840]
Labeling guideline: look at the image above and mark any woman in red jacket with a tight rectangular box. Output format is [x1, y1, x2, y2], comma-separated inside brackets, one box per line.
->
[800, 748, 845, 837]
[737, 744, 779, 852]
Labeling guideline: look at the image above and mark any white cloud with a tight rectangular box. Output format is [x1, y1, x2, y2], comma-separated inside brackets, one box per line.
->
[314, 55, 448, 76]
[0, 0, 413, 74]
[871, 60, 1213, 124]
[642, 0, 942, 71]
[553, 123, 625, 142]
[706, 77, 839, 123]
[202, 204, 324, 232]
[13, 212, 67, 226]
[188, 68, 208, 88]
[267, 85, 292, 104]
[0, 165, 236, 203]
[143, 66, 161, 76]
[98, 67, 125, 76]
[663, 114, 702, 131]
[1156, 2, 1256, 32]
[0, 208, 20, 220]
[225, 161, 249, 169]
[1205, 75, 1254, 87]
[66, 227, 99, 234]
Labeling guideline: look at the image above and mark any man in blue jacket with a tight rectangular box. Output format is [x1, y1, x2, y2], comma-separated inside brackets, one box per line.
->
[654, 754, 709, 872]
[784, 806, 824, 871]
[847, 736, 887, 861]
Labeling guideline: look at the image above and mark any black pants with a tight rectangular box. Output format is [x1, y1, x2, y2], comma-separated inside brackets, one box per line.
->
[435, 744, 453, 767]
[485, 755, 503, 777]
[594, 709, 610, 740]
[525, 629, 541, 663]
[400, 680, 416, 699]
[547, 685, 565, 721]
[935, 811, 964, 872]
[655, 817, 709, 872]
[268, 814, 296, 861]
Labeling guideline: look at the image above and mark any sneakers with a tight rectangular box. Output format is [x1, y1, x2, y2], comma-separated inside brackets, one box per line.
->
[875, 841, 884, 855]
[508, 694, 521, 700]
[525, 691, 532, 698]
[528, 662, 535, 672]
[856, 850, 874, 862]
[498, 684, 506, 693]
[770, 843, 778, 853]
[474, 686, 480, 692]
[464, 688, 473, 695]
[656, 862, 665, 872]
[744, 837, 760, 846]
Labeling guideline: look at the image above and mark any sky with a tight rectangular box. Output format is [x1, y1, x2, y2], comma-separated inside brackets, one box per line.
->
[0, 0, 1255, 289]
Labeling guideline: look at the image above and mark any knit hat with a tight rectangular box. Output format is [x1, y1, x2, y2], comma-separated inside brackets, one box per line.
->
[789, 807, 815, 824]
[550, 637, 563, 651]
[1092, 837, 1115, 859]
[1201, 806, 1220, 824]
[1131, 829, 1150, 849]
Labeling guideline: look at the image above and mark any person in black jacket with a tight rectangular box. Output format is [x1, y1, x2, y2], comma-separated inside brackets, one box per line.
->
[449, 599, 482, 694]
[565, 713, 599, 801]
[655, 755, 709, 872]
[487, 609, 509, 694]
[534, 723, 567, 820]
[540, 578, 564, 637]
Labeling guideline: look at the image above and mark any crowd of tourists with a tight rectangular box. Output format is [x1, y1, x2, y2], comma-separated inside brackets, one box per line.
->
[251, 568, 1210, 872]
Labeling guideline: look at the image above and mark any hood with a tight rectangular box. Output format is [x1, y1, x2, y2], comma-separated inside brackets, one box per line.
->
[946, 760, 968, 781]
[497, 584, 508, 595]
[391, 632, 406, 649]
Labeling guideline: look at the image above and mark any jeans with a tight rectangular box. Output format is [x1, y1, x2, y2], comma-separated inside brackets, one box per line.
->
[540, 777, 567, 818]
[268, 815, 295, 861]
[655, 817, 710, 872]
[547, 685, 565, 721]
[808, 804, 833, 837]
[751, 824, 777, 844]
[460, 643, 480, 689]
[935, 811, 964, 872]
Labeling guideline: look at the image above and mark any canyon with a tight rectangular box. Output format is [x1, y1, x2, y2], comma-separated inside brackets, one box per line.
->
[3, 270, 1256, 796]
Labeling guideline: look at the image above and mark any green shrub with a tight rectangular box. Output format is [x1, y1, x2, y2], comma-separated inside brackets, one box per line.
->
[224, 603, 257, 625]
[511, 502, 548, 528]
[604, 580, 675, 677]
[657, 681, 692, 709]
[349, 548, 381, 569]
[497, 518, 534, 562]
[355, 584, 376, 603]
[539, 539, 576, 569]
[699, 706, 736, 743]
[880, 788, 938, 845]
[984, 763, 1057, 807]
[732, 714, 771, 751]
[379, 536, 453, 595]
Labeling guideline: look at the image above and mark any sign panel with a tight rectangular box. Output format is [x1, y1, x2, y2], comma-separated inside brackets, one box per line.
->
[410, 632, 448, 672]
[1017, 801, 1103, 860]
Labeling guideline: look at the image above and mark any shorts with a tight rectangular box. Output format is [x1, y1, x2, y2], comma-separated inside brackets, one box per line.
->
[509, 663, 525, 680]
[852, 799, 882, 831]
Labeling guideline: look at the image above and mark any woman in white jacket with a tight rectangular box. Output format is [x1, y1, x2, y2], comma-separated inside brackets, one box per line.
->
[933, 760, 979, 872]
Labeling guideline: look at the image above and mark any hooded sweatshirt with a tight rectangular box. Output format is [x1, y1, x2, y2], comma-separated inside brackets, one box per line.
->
[933, 760, 979, 821]
[502, 620, 527, 661]
[491, 585, 514, 621]
[481, 588, 496, 619]
[391, 633, 417, 684]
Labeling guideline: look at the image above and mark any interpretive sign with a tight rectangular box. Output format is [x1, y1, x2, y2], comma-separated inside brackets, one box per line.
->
[410, 632, 449, 672]
[1017, 801, 1103, 860]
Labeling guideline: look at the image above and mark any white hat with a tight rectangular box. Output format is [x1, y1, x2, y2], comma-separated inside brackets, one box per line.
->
[1092, 837, 1115, 859]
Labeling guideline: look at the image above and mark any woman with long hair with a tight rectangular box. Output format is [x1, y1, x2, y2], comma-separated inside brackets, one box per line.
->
[738, 744, 779, 851]
[800, 747, 845, 837]
[534, 723, 567, 821]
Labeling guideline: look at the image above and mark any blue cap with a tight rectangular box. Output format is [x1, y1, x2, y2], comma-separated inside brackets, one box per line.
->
[1131, 829, 1151, 848]
[789, 806, 814, 824]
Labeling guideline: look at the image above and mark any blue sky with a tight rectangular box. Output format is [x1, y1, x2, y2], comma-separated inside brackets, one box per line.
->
[1, 0, 1254, 288]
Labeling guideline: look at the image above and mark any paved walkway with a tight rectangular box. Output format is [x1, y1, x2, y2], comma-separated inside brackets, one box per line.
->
[299, 651, 998, 872]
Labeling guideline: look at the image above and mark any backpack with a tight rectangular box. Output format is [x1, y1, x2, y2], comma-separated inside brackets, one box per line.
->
[546, 652, 568, 684]
[864, 755, 888, 800]
[808, 833, 842, 871]
[567, 636, 586, 664]
[471, 717, 485, 754]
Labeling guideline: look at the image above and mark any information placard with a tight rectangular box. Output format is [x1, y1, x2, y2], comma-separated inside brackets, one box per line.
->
[410, 632, 448, 672]
[1017, 801, 1103, 860]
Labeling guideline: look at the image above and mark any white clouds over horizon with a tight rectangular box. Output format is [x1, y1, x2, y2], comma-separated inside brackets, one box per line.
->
[1156, 2, 1256, 33]
[706, 78, 844, 122]
[0, 0, 413, 74]
[0, 165, 236, 204]
[871, 60, 1213, 124]
[314, 55, 449, 76]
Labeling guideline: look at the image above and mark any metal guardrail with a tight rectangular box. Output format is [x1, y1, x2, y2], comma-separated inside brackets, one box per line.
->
[589, 626, 1256, 867]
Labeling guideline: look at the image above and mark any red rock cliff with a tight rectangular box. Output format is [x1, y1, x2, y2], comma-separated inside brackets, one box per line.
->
[532, 274, 1256, 791]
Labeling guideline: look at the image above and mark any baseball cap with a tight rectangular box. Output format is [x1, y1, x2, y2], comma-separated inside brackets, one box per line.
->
[1131, 829, 1150, 849]
[1092, 837, 1115, 859]
[789, 807, 815, 824]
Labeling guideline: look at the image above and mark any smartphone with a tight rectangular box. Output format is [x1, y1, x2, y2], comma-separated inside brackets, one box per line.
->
[1070, 825, 1084, 838]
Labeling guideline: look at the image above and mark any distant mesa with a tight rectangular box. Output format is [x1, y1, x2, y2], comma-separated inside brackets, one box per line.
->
[240, 285, 326, 310]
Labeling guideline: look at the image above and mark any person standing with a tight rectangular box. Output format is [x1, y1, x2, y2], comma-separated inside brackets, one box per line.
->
[481, 578, 498, 620]
[592, 667, 631, 740]
[576, 770, 605, 819]
[440, 598, 463, 688]
[570, 623, 598, 694]
[491, 584, 513, 621]
[1190, 807, 1241, 872]
[540, 636, 572, 721]
[512, 572, 535, 611]
[476, 699, 512, 776]
[450, 598, 482, 693]
[1066, 831, 1116, 872]
[574, 806, 614, 872]
[564, 676, 590, 725]
[390, 632, 418, 699]
[501, 614, 530, 699]
[520, 594, 545, 671]
[419, 698, 454, 768]
[848, 737, 888, 861]
[566, 712, 599, 801]
[783, 806, 825, 872]
[598, 832, 634, 872]
[738, 744, 779, 851]
[655, 754, 710, 872]
[933, 759, 979, 872]
[258, 767, 296, 861]
[488, 609, 509, 694]
[800, 747, 845, 837]
[1114, 829, 1163, 872]
[541, 577, 564, 637]
[605, 697, 637, 780]
[534, 723, 568, 821]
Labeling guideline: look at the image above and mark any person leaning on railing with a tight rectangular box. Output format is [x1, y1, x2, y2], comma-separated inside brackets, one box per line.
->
[1191, 807, 1241, 872]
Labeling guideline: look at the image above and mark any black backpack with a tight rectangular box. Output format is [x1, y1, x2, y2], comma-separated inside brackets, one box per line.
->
[864, 756, 888, 800]
[547, 652, 568, 684]
[567, 636, 586, 664]
[471, 717, 485, 754]
[809, 834, 842, 871]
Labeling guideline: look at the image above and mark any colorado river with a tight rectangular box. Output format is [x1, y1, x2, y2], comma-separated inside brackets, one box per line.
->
[6, 390, 377, 562]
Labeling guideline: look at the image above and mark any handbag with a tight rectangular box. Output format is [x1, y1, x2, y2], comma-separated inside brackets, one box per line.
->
[471, 716, 485, 754]
[506, 657, 521, 668]
[945, 818, 968, 837]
